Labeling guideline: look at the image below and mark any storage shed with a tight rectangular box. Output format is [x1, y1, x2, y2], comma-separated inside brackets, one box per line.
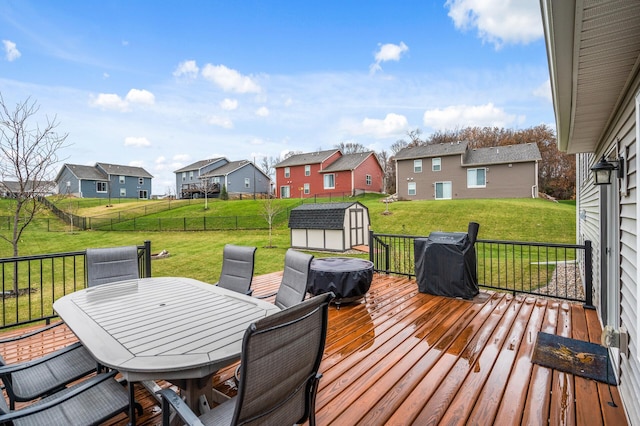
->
[288, 202, 370, 252]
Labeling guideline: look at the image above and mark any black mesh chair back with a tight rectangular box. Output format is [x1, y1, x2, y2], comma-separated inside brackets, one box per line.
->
[216, 244, 257, 295]
[86, 245, 140, 287]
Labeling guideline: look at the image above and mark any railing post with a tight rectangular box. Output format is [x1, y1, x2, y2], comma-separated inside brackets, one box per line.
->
[368, 229, 374, 263]
[143, 240, 152, 278]
[583, 240, 594, 309]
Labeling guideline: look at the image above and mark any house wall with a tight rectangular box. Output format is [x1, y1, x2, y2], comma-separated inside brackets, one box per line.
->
[396, 155, 537, 200]
[577, 80, 640, 424]
[79, 179, 103, 198]
[350, 155, 384, 194]
[56, 168, 81, 196]
[224, 166, 270, 195]
[106, 175, 151, 199]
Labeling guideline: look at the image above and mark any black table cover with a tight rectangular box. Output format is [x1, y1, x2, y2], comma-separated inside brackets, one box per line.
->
[308, 257, 374, 302]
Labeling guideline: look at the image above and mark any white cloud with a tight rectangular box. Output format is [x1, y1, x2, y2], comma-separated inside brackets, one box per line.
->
[533, 78, 552, 102]
[201, 64, 261, 93]
[357, 113, 409, 138]
[90, 89, 155, 111]
[126, 89, 155, 105]
[3, 40, 21, 61]
[103, 72, 110, 79]
[423, 103, 516, 129]
[220, 98, 238, 110]
[207, 115, 234, 129]
[156, 156, 166, 164]
[445, 0, 543, 48]
[370, 42, 408, 74]
[90, 93, 129, 111]
[173, 60, 199, 78]
[124, 136, 151, 147]
[255, 106, 270, 117]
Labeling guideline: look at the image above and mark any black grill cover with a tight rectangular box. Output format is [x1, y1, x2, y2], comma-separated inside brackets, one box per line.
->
[414, 230, 479, 299]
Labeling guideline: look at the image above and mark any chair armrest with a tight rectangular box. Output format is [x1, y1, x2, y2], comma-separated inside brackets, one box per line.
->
[0, 342, 92, 374]
[0, 322, 64, 344]
[0, 371, 118, 422]
[255, 291, 277, 299]
[158, 388, 205, 426]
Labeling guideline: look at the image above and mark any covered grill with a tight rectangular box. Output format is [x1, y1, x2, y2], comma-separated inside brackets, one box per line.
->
[414, 222, 480, 299]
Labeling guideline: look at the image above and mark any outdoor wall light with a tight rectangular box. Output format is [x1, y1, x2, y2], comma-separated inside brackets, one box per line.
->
[591, 155, 624, 185]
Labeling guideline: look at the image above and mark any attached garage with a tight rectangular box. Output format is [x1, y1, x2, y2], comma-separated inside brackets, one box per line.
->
[288, 202, 370, 252]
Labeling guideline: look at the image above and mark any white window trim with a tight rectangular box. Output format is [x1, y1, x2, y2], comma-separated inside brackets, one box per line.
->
[304, 165, 311, 176]
[467, 168, 487, 188]
[408, 182, 416, 196]
[435, 181, 452, 200]
[432, 158, 441, 172]
[304, 183, 310, 194]
[324, 173, 335, 189]
[284, 167, 290, 178]
[119, 175, 125, 184]
[120, 188, 126, 197]
[244, 178, 250, 188]
[96, 182, 107, 193]
[414, 159, 422, 173]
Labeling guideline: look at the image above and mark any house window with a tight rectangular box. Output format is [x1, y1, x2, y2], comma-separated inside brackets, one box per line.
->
[213, 177, 220, 184]
[366, 174, 372, 185]
[304, 183, 310, 194]
[432, 158, 441, 171]
[324, 174, 335, 189]
[120, 188, 126, 197]
[138, 177, 144, 186]
[244, 178, 250, 188]
[96, 182, 107, 193]
[280, 186, 290, 199]
[138, 190, 148, 199]
[467, 168, 486, 188]
[189, 171, 194, 180]
[119, 176, 125, 184]
[284, 167, 290, 178]
[435, 182, 452, 200]
[414, 159, 422, 173]
[182, 172, 186, 181]
[304, 165, 310, 176]
[408, 182, 416, 196]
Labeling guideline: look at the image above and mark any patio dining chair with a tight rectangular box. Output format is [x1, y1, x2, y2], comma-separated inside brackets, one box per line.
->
[159, 292, 332, 426]
[0, 322, 99, 410]
[215, 244, 257, 296]
[0, 370, 131, 426]
[259, 248, 314, 309]
[86, 245, 140, 287]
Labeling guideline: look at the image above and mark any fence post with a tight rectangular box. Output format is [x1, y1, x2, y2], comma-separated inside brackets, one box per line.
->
[143, 240, 152, 277]
[583, 240, 594, 309]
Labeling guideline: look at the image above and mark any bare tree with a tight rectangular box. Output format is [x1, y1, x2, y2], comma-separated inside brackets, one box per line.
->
[261, 197, 283, 248]
[259, 156, 279, 179]
[0, 94, 68, 266]
[334, 142, 368, 154]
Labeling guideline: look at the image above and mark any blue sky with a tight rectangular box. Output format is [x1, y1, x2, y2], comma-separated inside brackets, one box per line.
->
[0, 0, 552, 194]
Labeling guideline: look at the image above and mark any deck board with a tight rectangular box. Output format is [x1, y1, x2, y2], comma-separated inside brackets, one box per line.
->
[0, 272, 629, 426]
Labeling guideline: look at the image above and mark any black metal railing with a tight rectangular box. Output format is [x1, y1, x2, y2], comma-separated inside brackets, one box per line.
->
[0, 241, 152, 329]
[369, 231, 592, 306]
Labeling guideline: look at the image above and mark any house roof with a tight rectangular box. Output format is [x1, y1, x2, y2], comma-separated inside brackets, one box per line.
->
[463, 143, 541, 166]
[274, 150, 340, 168]
[394, 141, 468, 160]
[1, 180, 55, 193]
[173, 158, 226, 173]
[541, 1, 640, 153]
[288, 202, 366, 230]
[60, 164, 108, 181]
[97, 163, 153, 178]
[200, 160, 272, 181]
[321, 151, 378, 173]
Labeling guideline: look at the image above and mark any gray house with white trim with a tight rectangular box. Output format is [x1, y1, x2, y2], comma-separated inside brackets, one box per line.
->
[55, 163, 153, 199]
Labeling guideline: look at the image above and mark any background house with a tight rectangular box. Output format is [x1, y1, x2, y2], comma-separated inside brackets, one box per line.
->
[55, 163, 153, 200]
[0, 180, 56, 198]
[394, 142, 541, 200]
[541, 0, 640, 423]
[174, 158, 227, 199]
[274, 149, 384, 198]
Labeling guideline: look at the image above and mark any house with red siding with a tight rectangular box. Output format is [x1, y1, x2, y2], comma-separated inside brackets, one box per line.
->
[274, 149, 384, 198]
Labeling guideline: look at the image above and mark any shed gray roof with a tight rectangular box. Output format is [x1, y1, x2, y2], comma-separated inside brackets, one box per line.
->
[62, 164, 108, 180]
[97, 163, 153, 178]
[174, 158, 226, 173]
[288, 202, 367, 230]
[275, 150, 340, 168]
[321, 152, 376, 172]
[394, 141, 469, 160]
[463, 143, 541, 166]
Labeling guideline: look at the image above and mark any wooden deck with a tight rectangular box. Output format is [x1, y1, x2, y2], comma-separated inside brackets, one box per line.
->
[1, 273, 628, 425]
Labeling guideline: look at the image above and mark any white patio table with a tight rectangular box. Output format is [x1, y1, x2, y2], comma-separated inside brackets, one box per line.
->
[53, 276, 279, 423]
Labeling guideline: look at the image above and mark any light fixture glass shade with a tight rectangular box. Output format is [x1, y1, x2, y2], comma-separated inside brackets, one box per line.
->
[590, 155, 616, 185]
